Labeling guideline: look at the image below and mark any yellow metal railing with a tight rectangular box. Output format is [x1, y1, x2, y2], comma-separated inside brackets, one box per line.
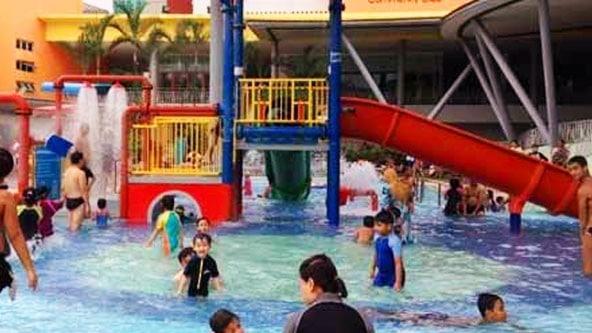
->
[238, 78, 328, 125]
[129, 116, 221, 176]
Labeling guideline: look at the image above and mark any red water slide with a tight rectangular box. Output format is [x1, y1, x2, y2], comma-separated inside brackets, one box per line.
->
[341, 97, 579, 218]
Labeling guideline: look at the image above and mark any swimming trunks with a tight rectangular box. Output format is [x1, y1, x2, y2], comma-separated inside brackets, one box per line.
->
[66, 197, 85, 211]
[0, 256, 13, 294]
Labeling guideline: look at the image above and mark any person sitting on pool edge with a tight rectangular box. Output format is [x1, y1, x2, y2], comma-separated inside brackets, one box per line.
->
[177, 233, 222, 297]
[210, 309, 245, 333]
[370, 210, 405, 292]
[145, 195, 184, 257]
[354, 216, 374, 245]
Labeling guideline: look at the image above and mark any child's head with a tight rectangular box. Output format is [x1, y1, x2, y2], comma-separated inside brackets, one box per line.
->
[177, 247, 196, 267]
[449, 178, 461, 189]
[495, 196, 505, 205]
[160, 195, 175, 211]
[362, 216, 374, 228]
[209, 309, 244, 333]
[387, 204, 402, 219]
[70, 151, 84, 166]
[487, 190, 494, 200]
[374, 210, 394, 236]
[22, 187, 37, 206]
[478, 293, 507, 323]
[175, 205, 185, 216]
[36, 186, 50, 200]
[196, 217, 210, 234]
[0, 148, 14, 182]
[192, 233, 212, 258]
[97, 198, 107, 210]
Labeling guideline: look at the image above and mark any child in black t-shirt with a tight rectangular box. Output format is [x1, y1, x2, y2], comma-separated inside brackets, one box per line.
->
[177, 233, 222, 297]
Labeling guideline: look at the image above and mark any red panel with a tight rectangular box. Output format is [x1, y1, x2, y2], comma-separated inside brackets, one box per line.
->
[167, 0, 192, 13]
[341, 97, 579, 218]
[124, 183, 233, 225]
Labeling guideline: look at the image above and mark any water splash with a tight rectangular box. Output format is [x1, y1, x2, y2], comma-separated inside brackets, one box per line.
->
[341, 160, 381, 192]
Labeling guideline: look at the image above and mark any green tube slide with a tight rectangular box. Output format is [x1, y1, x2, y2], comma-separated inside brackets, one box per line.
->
[264, 151, 312, 201]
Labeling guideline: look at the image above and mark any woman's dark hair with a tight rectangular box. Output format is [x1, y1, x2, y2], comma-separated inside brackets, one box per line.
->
[449, 178, 461, 189]
[97, 198, 107, 209]
[209, 309, 240, 333]
[299, 254, 348, 298]
[477, 293, 503, 318]
[70, 151, 84, 165]
[0, 148, 14, 179]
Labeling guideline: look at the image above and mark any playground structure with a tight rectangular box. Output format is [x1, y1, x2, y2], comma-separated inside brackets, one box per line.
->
[0, 0, 582, 228]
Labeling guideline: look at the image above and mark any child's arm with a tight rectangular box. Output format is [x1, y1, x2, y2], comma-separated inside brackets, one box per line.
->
[176, 274, 188, 295]
[369, 253, 377, 279]
[144, 229, 161, 247]
[394, 256, 403, 292]
[178, 225, 184, 249]
[211, 277, 223, 290]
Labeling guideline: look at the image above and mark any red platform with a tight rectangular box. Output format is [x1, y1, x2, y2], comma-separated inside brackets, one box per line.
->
[122, 182, 233, 225]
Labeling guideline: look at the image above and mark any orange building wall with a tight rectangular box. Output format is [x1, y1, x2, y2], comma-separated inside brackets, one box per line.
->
[0, 0, 83, 101]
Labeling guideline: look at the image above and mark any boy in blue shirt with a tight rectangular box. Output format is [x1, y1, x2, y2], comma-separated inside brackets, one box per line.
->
[370, 210, 405, 292]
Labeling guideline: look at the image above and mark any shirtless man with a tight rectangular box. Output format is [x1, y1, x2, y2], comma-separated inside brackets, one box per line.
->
[462, 180, 486, 216]
[567, 156, 592, 277]
[63, 151, 88, 231]
[0, 148, 38, 300]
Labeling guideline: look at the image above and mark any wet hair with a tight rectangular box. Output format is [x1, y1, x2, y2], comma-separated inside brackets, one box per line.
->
[376, 209, 395, 225]
[477, 293, 503, 318]
[393, 224, 402, 236]
[197, 217, 210, 225]
[0, 148, 14, 179]
[363, 216, 374, 228]
[193, 232, 212, 246]
[386, 204, 402, 219]
[177, 247, 196, 264]
[209, 309, 240, 333]
[160, 195, 175, 211]
[70, 151, 84, 165]
[22, 187, 37, 206]
[449, 178, 461, 189]
[175, 205, 185, 212]
[97, 198, 107, 209]
[487, 190, 494, 199]
[36, 186, 50, 199]
[568, 155, 588, 168]
[299, 254, 348, 298]
[495, 196, 505, 204]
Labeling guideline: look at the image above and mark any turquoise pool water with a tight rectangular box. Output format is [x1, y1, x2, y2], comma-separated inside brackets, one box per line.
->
[1, 178, 592, 332]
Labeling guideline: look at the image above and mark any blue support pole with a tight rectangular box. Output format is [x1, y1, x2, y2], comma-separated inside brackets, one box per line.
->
[221, 0, 235, 184]
[327, 0, 343, 227]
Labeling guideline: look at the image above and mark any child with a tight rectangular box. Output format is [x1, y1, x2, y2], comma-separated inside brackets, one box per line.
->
[495, 196, 507, 212]
[175, 205, 192, 225]
[478, 293, 507, 323]
[177, 233, 222, 297]
[145, 195, 184, 256]
[37, 186, 63, 238]
[243, 173, 253, 197]
[93, 198, 110, 228]
[17, 188, 43, 255]
[210, 309, 245, 333]
[444, 178, 462, 216]
[196, 217, 210, 234]
[354, 216, 375, 245]
[173, 247, 196, 293]
[371, 210, 405, 292]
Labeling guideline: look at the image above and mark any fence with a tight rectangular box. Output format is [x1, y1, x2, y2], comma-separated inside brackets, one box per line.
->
[519, 119, 592, 148]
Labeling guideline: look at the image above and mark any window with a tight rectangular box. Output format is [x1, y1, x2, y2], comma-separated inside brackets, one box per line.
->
[15, 39, 33, 52]
[16, 60, 34, 73]
[16, 81, 35, 94]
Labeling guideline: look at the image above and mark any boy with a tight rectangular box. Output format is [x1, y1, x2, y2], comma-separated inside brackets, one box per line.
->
[0, 148, 38, 300]
[477, 293, 507, 323]
[354, 216, 375, 245]
[177, 233, 222, 297]
[370, 210, 405, 292]
[37, 186, 63, 238]
[197, 217, 211, 234]
[173, 247, 196, 293]
[93, 198, 110, 228]
[63, 151, 88, 231]
[145, 195, 184, 256]
[17, 187, 43, 242]
[210, 309, 244, 333]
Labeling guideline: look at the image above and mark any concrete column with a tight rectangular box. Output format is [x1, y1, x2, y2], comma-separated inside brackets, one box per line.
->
[397, 40, 406, 106]
[538, 0, 558, 145]
[209, 0, 223, 104]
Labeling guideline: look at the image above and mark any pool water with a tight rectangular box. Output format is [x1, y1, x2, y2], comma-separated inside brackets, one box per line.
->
[2, 178, 592, 333]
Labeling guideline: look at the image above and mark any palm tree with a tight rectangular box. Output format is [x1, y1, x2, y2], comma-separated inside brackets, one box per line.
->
[109, 0, 164, 73]
[61, 15, 114, 74]
[287, 46, 327, 77]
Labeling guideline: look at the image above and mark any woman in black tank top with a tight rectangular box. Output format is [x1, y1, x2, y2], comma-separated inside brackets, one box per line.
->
[283, 254, 374, 333]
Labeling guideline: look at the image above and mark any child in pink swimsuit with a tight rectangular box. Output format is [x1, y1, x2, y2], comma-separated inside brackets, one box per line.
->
[37, 186, 63, 239]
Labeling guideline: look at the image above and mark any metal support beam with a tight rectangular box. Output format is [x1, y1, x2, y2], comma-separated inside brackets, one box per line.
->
[476, 34, 516, 140]
[209, 0, 223, 104]
[538, 0, 558, 144]
[327, 0, 343, 227]
[397, 40, 406, 105]
[473, 20, 551, 143]
[428, 64, 472, 120]
[461, 41, 515, 140]
[342, 34, 386, 103]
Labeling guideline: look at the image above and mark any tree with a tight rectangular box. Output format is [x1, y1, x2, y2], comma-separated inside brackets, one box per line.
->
[61, 15, 114, 74]
[109, 0, 165, 73]
[286, 46, 327, 77]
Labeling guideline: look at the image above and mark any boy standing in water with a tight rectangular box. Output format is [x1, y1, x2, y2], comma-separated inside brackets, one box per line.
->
[145, 195, 184, 256]
[371, 210, 405, 292]
[567, 156, 592, 277]
[354, 216, 375, 245]
[0, 148, 38, 300]
[178, 233, 222, 297]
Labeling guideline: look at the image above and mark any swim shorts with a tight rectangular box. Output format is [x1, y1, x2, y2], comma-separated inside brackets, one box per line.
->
[0, 256, 13, 294]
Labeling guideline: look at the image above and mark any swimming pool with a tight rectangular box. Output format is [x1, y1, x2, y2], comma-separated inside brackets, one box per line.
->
[2, 178, 592, 333]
